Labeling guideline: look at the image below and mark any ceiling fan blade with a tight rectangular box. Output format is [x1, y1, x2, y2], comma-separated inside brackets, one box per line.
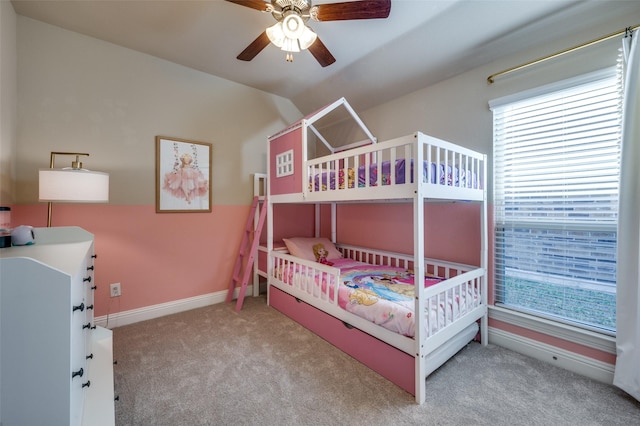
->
[308, 37, 336, 67]
[237, 31, 271, 61]
[225, 0, 270, 12]
[314, 0, 391, 21]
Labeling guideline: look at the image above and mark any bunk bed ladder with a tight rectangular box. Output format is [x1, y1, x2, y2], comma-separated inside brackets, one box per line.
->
[226, 195, 267, 312]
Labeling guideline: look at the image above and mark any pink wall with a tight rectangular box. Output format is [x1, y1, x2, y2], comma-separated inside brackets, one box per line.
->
[13, 204, 255, 317]
[334, 203, 482, 266]
[11, 201, 615, 368]
[12, 202, 316, 318]
[262, 204, 316, 245]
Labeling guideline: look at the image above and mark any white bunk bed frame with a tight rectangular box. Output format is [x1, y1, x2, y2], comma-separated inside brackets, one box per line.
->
[265, 98, 488, 404]
[252, 173, 267, 296]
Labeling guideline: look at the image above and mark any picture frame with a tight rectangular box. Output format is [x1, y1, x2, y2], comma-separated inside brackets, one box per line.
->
[156, 136, 212, 213]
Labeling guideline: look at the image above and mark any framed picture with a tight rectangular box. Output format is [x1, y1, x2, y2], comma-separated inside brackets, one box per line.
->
[156, 136, 212, 213]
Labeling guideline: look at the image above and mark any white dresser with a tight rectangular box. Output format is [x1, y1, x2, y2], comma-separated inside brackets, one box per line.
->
[0, 226, 115, 426]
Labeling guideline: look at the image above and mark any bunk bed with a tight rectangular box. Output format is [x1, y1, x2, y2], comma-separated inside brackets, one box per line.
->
[265, 98, 488, 404]
[252, 173, 267, 296]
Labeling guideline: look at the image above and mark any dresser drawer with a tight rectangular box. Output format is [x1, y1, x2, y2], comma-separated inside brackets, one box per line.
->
[269, 286, 414, 394]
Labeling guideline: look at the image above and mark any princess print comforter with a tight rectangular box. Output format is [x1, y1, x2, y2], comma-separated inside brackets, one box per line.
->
[276, 257, 477, 338]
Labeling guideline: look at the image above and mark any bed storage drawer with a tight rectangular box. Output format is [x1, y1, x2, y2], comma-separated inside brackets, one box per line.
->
[269, 286, 415, 394]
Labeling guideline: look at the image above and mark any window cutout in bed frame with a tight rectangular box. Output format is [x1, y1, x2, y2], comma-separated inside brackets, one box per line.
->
[276, 149, 294, 177]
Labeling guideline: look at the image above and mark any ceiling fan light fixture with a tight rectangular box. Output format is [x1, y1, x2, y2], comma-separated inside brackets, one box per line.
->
[266, 22, 285, 48]
[229, 0, 391, 67]
[299, 26, 317, 50]
[282, 13, 305, 39]
[282, 36, 301, 53]
[265, 11, 317, 62]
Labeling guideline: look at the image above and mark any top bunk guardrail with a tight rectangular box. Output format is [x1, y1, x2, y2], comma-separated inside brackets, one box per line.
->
[303, 132, 486, 203]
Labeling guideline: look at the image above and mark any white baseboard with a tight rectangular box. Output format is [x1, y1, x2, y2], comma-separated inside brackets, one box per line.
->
[489, 327, 615, 384]
[96, 291, 615, 385]
[94, 286, 254, 329]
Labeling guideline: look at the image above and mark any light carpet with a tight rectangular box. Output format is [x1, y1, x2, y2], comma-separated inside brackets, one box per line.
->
[112, 296, 640, 425]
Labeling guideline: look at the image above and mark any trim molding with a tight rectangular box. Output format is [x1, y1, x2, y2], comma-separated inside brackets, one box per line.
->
[489, 306, 616, 354]
[94, 286, 254, 329]
[489, 327, 615, 384]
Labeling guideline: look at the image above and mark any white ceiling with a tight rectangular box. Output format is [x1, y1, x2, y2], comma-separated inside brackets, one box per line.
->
[10, 0, 640, 114]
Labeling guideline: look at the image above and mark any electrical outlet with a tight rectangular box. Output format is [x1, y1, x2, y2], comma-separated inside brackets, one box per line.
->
[110, 283, 121, 298]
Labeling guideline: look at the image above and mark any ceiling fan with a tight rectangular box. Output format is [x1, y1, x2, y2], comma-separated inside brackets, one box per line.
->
[226, 0, 391, 67]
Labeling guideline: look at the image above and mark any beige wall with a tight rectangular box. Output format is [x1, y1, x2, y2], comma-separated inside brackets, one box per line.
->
[10, 16, 305, 318]
[0, 1, 17, 205]
[352, 10, 640, 370]
[8, 4, 640, 365]
[15, 16, 302, 207]
[357, 13, 639, 201]
[13, 10, 640, 207]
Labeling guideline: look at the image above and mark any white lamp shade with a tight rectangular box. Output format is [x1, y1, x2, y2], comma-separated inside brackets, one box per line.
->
[267, 20, 316, 52]
[39, 169, 109, 203]
[299, 26, 317, 50]
[281, 37, 301, 53]
[266, 22, 285, 48]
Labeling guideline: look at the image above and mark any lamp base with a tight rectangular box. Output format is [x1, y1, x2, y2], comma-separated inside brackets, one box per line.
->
[0, 235, 11, 248]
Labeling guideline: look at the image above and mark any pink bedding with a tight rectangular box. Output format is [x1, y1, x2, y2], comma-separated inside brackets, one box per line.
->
[276, 257, 477, 338]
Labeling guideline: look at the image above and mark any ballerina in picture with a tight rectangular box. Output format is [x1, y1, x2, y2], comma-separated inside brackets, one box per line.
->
[163, 146, 208, 205]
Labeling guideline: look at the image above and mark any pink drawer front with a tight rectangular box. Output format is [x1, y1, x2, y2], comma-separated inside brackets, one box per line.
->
[269, 286, 415, 394]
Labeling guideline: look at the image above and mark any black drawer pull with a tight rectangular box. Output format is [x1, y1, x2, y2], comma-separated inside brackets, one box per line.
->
[86, 304, 94, 311]
[83, 276, 91, 283]
[91, 254, 97, 259]
[86, 265, 94, 271]
[72, 303, 84, 312]
[82, 322, 91, 330]
[342, 321, 355, 329]
[72, 368, 83, 379]
[91, 325, 96, 330]
[82, 381, 91, 388]
[91, 285, 97, 290]
[86, 353, 94, 360]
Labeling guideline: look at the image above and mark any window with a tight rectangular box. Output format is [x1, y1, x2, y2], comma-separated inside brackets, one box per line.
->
[276, 149, 294, 177]
[490, 67, 622, 334]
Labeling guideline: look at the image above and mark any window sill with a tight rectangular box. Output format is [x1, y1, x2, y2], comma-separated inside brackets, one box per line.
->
[488, 305, 616, 355]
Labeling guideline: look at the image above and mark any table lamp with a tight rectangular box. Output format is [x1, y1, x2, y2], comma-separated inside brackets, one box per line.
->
[39, 152, 109, 227]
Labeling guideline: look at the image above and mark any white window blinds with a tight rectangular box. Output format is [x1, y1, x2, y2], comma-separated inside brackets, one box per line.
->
[490, 67, 622, 333]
